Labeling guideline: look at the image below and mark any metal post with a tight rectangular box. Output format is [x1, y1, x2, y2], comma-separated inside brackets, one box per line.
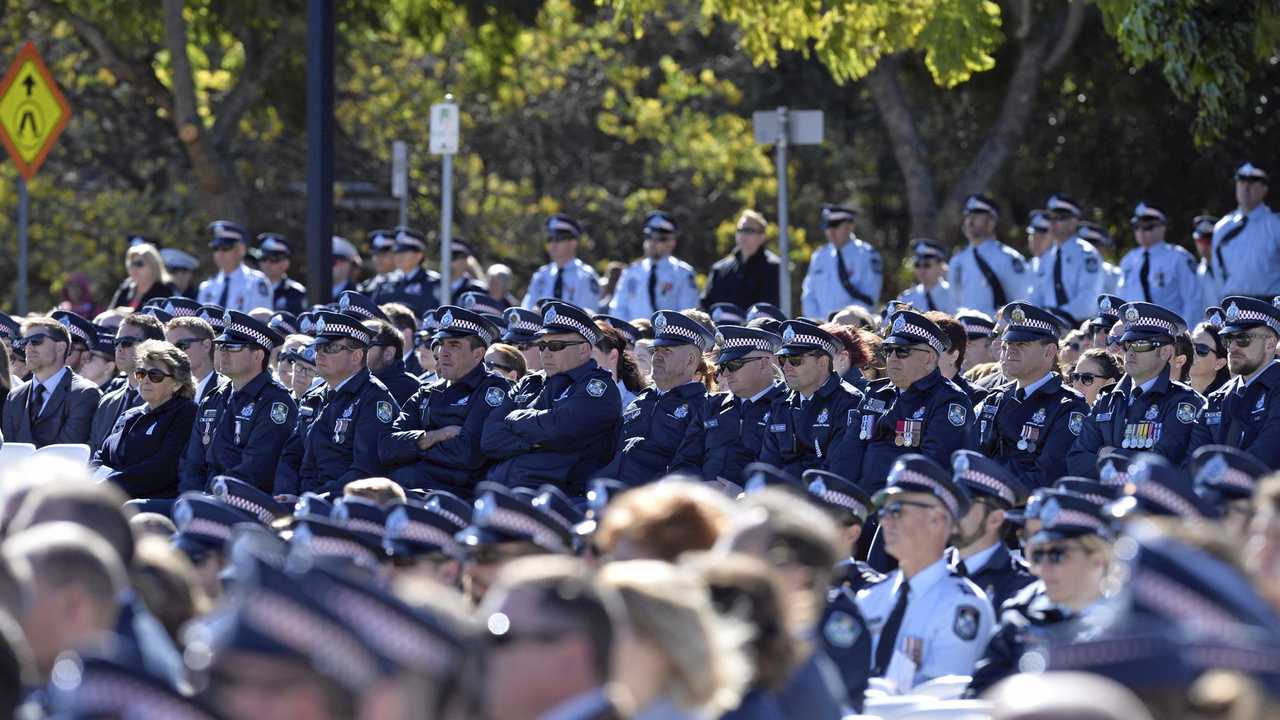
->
[775, 106, 791, 317]
[16, 177, 27, 314]
[305, 0, 334, 307]
[392, 140, 409, 227]
[439, 153, 453, 305]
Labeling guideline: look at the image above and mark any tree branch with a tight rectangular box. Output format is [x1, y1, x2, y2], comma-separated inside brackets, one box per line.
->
[1044, 0, 1086, 73]
[211, 17, 303, 148]
[866, 55, 939, 238]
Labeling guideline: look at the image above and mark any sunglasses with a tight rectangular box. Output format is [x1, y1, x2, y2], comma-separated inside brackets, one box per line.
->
[315, 341, 359, 355]
[878, 346, 927, 360]
[1193, 342, 1219, 358]
[485, 623, 574, 649]
[1222, 333, 1271, 349]
[878, 499, 941, 519]
[487, 361, 518, 374]
[1122, 339, 1168, 353]
[115, 336, 145, 349]
[173, 338, 205, 351]
[14, 334, 54, 351]
[133, 368, 174, 384]
[129, 259, 147, 269]
[779, 353, 820, 367]
[1029, 544, 1088, 566]
[716, 356, 766, 376]
[535, 340, 586, 352]
[1070, 372, 1114, 386]
[736, 226, 765, 235]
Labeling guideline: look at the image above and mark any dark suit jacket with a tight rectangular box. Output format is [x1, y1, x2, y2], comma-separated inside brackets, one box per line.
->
[0, 368, 101, 447]
[90, 383, 144, 454]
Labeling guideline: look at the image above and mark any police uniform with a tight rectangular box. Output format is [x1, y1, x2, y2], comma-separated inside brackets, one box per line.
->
[1194, 215, 1222, 312]
[703, 326, 786, 483]
[896, 241, 958, 314]
[974, 303, 1088, 489]
[1211, 163, 1280, 298]
[1190, 296, 1280, 467]
[608, 212, 700, 321]
[1117, 204, 1201, 325]
[178, 311, 296, 494]
[831, 311, 973, 493]
[273, 381, 326, 497]
[196, 221, 274, 313]
[291, 311, 400, 496]
[481, 301, 621, 495]
[1067, 303, 1203, 477]
[379, 306, 511, 494]
[373, 228, 442, 318]
[1030, 196, 1106, 325]
[521, 215, 602, 312]
[605, 311, 713, 485]
[446, 241, 489, 304]
[357, 229, 397, 296]
[801, 204, 883, 318]
[1190, 444, 1269, 514]
[1110, 451, 1215, 520]
[949, 450, 1035, 610]
[806, 470, 883, 592]
[257, 233, 307, 315]
[340, 287, 423, 406]
[758, 321, 863, 479]
[856, 456, 995, 684]
[950, 195, 1033, 316]
[1079, 223, 1122, 297]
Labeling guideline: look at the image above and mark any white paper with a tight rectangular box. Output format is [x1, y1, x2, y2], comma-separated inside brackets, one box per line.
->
[885, 648, 918, 693]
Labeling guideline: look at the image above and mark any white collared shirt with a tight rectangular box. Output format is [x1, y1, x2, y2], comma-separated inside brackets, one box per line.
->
[195, 371, 217, 405]
[1019, 372, 1055, 398]
[31, 366, 68, 415]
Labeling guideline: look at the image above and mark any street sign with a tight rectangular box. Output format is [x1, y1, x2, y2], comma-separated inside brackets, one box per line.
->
[0, 42, 71, 180]
[391, 140, 408, 198]
[430, 102, 459, 155]
[752, 109, 823, 146]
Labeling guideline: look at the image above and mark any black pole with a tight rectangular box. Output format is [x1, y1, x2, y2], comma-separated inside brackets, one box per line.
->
[306, 0, 334, 306]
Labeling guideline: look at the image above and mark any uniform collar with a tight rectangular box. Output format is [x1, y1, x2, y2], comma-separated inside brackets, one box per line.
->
[801, 372, 844, 402]
[1119, 364, 1171, 396]
[559, 357, 601, 384]
[1241, 203, 1272, 220]
[554, 257, 581, 271]
[333, 367, 371, 396]
[1020, 372, 1058, 397]
[958, 541, 1005, 575]
[897, 556, 950, 595]
[449, 361, 490, 391]
[234, 370, 272, 398]
[902, 367, 945, 395]
[656, 379, 704, 398]
[748, 382, 782, 404]
[374, 357, 408, 381]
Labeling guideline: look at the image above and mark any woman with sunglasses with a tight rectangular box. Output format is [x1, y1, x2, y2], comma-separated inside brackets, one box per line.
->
[967, 491, 1113, 697]
[109, 242, 175, 310]
[1187, 321, 1229, 396]
[1068, 349, 1121, 407]
[92, 340, 198, 499]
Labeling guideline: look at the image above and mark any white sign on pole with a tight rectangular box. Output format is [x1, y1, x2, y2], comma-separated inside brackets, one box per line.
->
[430, 103, 459, 155]
[391, 140, 408, 198]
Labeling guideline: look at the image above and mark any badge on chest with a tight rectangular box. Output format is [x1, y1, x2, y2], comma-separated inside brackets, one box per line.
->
[894, 419, 922, 447]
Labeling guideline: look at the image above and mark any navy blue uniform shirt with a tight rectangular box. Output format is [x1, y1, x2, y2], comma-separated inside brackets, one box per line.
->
[1191, 360, 1280, 467]
[758, 373, 862, 480]
[703, 383, 786, 483]
[296, 369, 399, 496]
[374, 357, 424, 407]
[975, 374, 1088, 489]
[1067, 366, 1203, 477]
[179, 371, 297, 494]
[605, 380, 709, 485]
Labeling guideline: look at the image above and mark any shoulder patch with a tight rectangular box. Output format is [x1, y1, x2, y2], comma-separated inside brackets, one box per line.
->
[869, 255, 883, 274]
[1011, 258, 1025, 274]
[586, 378, 607, 397]
[1084, 256, 1100, 273]
[823, 610, 861, 649]
[486, 386, 505, 407]
[376, 400, 393, 423]
[948, 403, 967, 427]
[1177, 401, 1197, 424]
[954, 605, 980, 641]
[1068, 411, 1084, 436]
[270, 401, 288, 425]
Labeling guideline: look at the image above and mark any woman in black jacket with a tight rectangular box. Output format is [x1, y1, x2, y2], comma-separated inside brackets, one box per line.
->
[109, 242, 176, 310]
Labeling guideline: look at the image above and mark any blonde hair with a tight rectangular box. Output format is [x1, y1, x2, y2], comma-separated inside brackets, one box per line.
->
[597, 560, 749, 715]
[738, 209, 767, 230]
[135, 339, 195, 399]
[342, 477, 407, 508]
[596, 481, 734, 561]
[126, 242, 171, 285]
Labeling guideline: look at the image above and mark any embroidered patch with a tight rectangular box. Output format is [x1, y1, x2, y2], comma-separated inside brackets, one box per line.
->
[1068, 411, 1084, 435]
[1144, 405, 1160, 421]
[586, 378, 607, 397]
[954, 605, 980, 640]
[270, 402, 288, 425]
[1084, 256, 1100, 273]
[486, 386, 505, 407]
[823, 610, 861, 649]
[623, 403, 642, 422]
[674, 404, 688, 419]
[816, 407, 829, 424]
[1176, 402, 1196, 424]
[948, 403, 966, 427]
[376, 401, 393, 423]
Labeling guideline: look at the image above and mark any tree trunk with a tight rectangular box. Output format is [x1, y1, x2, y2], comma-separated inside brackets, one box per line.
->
[866, 56, 939, 240]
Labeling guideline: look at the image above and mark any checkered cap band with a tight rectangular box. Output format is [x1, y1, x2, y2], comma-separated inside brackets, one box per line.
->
[316, 318, 372, 344]
[327, 586, 453, 674]
[181, 517, 233, 543]
[1044, 508, 1107, 533]
[341, 517, 386, 540]
[961, 321, 993, 337]
[59, 318, 91, 344]
[893, 322, 947, 354]
[1186, 645, 1280, 673]
[534, 502, 575, 535]
[426, 504, 468, 531]
[1132, 572, 1245, 638]
[1134, 481, 1202, 518]
[1205, 465, 1256, 493]
[227, 321, 274, 349]
[343, 303, 379, 321]
[394, 519, 460, 554]
[166, 304, 199, 318]
[721, 336, 774, 352]
[505, 314, 540, 334]
[786, 332, 840, 359]
[72, 674, 216, 720]
[241, 588, 379, 690]
[815, 488, 868, 518]
[1227, 307, 1280, 335]
[891, 469, 960, 518]
[439, 313, 495, 344]
[199, 311, 225, 330]
[1101, 470, 1129, 487]
[964, 196, 997, 215]
[219, 494, 276, 525]
[1124, 315, 1177, 336]
[543, 310, 599, 345]
[655, 320, 707, 349]
[1009, 316, 1057, 335]
[484, 507, 567, 552]
[957, 468, 1016, 505]
[1049, 636, 1169, 669]
[269, 316, 297, 335]
[547, 217, 580, 236]
[305, 535, 380, 567]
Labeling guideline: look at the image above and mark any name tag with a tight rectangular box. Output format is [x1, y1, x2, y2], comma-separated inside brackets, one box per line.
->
[704, 419, 719, 429]
[1095, 412, 1112, 421]
[1205, 411, 1222, 426]
[770, 424, 787, 432]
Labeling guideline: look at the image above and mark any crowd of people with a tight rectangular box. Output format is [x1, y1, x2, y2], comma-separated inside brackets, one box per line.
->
[0, 162, 1276, 718]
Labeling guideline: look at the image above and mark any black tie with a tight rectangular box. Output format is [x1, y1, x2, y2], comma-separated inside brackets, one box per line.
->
[956, 559, 969, 576]
[873, 580, 911, 675]
[1052, 247, 1068, 306]
[29, 384, 44, 424]
[1014, 388, 1026, 403]
[552, 268, 564, 299]
[924, 288, 937, 311]
[1139, 250, 1152, 301]
[218, 274, 230, 307]
[1216, 216, 1249, 282]
[1130, 386, 1144, 408]
[648, 264, 659, 311]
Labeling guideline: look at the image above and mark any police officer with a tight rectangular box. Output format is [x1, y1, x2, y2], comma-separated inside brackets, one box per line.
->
[1079, 223, 1123, 296]
[1117, 203, 1201, 326]
[758, 320, 863, 479]
[1089, 294, 1123, 350]
[957, 311, 997, 372]
[1194, 215, 1221, 310]
[503, 306, 545, 379]
[255, 233, 307, 315]
[1211, 163, 1280, 299]
[974, 302, 1088, 489]
[1190, 296, 1280, 467]
[703, 325, 786, 484]
[196, 221, 273, 313]
[604, 310, 712, 485]
[802, 204, 883, 318]
[857, 454, 995, 684]
[374, 227, 442, 318]
[481, 301, 621, 494]
[357, 229, 398, 296]
[896, 241, 957, 314]
[330, 235, 362, 299]
[1108, 452, 1215, 520]
[948, 450, 1034, 610]
[608, 211, 700, 321]
[1068, 302, 1203, 477]
[521, 214, 603, 312]
[379, 306, 511, 494]
[805, 469, 882, 592]
[950, 194, 1032, 316]
[1190, 444, 1269, 537]
[832, 310, 972, 492]
[178, 311, 296, 494]
[283, 310, 399, 496]
[1031, 195, 1105, 326]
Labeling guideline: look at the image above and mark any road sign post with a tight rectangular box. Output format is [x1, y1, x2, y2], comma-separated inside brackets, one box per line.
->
[392, 140, 409, 227]
[0, 41, 71, 314]
[431, 96, 459, 301]
[752, 108, 823, 317]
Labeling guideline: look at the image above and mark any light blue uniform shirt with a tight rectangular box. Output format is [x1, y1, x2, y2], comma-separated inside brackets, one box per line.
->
[521, 258, 602, 313]
[1211, 204, 1280, 298]
[197, 263, 273, 313]
[1031, 236, 1105, 324]
[801, 237, 883, 319]
[948, 239, 1032, 316]
[608, 255, 701, 321]
[897, 280, 958, 315]
[1118, 241, 1202, 326]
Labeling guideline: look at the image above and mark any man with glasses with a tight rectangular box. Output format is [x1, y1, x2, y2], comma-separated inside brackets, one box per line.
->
[895, 241, 957, 314]
[704, 325, 785, 484]
[521, 214, 602, 312]
[178, 311, 295, 494]
[357, 229, 397, 296]
[608, 211, 700, 322]
[1068, 301, 1203, 476]
[1210, 162, 1280, 299]
[1117, 203, 1201, 326]
[973, 302, 1087, 489]
[957, 311, 996, 372]
[832, 310, 970, 492]
[701, 209, 780, 310]
[196, 220, 273, 313]
[380, 306, 510, 494]
[857, 454, 995, 684]
[1, 316, 102, 447]
[373, 227, 442, 320]
[1088, 294, 1123, 351]
[1031, 195, 1105, 327]
[1190, 296, 1280, 466]
[950, 194, 1032, 317]
[165, 314, 224, 407]
[255, 233, 307, 315]
[1190, 444, 1270, 538]
[49, 310, 97, 375]
[483, 301, 621, 495]
[802, 204, 883, 319]
[603, 310, 713, 485]
[89, 314, 166, 452]
[759, 319, 863, 480]
[948, 450, 1034, 610]
[281, 311, 399, 496]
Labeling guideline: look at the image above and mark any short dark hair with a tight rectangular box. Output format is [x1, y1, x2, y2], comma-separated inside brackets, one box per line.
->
[120, 313, 166, 341]
[364, 319, 404, 356]
[925, 312, 967, 369]
[1173, 331, 1193, 382]
[380, 303, 418, 335]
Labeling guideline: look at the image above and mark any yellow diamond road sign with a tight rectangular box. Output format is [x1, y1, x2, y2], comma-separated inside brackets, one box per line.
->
[0, 42, 71, 180]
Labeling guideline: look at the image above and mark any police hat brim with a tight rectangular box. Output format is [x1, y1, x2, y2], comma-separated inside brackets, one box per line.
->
[214, 331, 268, 350]
[881, 334, 930, 349]
[1220, 321, 1276, 337]
[651, 336, 696, 348]
[714, 345, 755, 364]
[384, 539, 447, 559]
[173, 535, 218, 562]
[501, 330, 539, 344]
[775, 344, 822, 357]
[1001, 328, 1054, 343]
[1118, 327, 1173, 343]
[456, 526, 505, 548]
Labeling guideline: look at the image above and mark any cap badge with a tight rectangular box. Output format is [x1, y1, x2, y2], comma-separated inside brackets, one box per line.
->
[315, 317, 327, 334]
[300, 317, 313, 333]
[1100, 297, 1112, 312]
[544, 307, 558, 323]
[463, 294, 476, 308]
[1210, 312, 1224, 327]
[1227, 303, 1241, 321]
[892, 316, 906, 333]
[1040, 498, 1061, 527]
[1199, 455, 1230, 487]
[339, 294, 350, 309]
[58, 316, 70, 327]
[954, 453, 970, 474]
[223, 311, 233, 324]
[164, 302, 175, 314]
[1125, 307, 1140, 323]
[655, 313, 668, 329]
[783, 326, 796, 342]
[1011, 307, 1026, 324]
[441, 311, 454, 327]
[1272, 296, 1280, 310]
